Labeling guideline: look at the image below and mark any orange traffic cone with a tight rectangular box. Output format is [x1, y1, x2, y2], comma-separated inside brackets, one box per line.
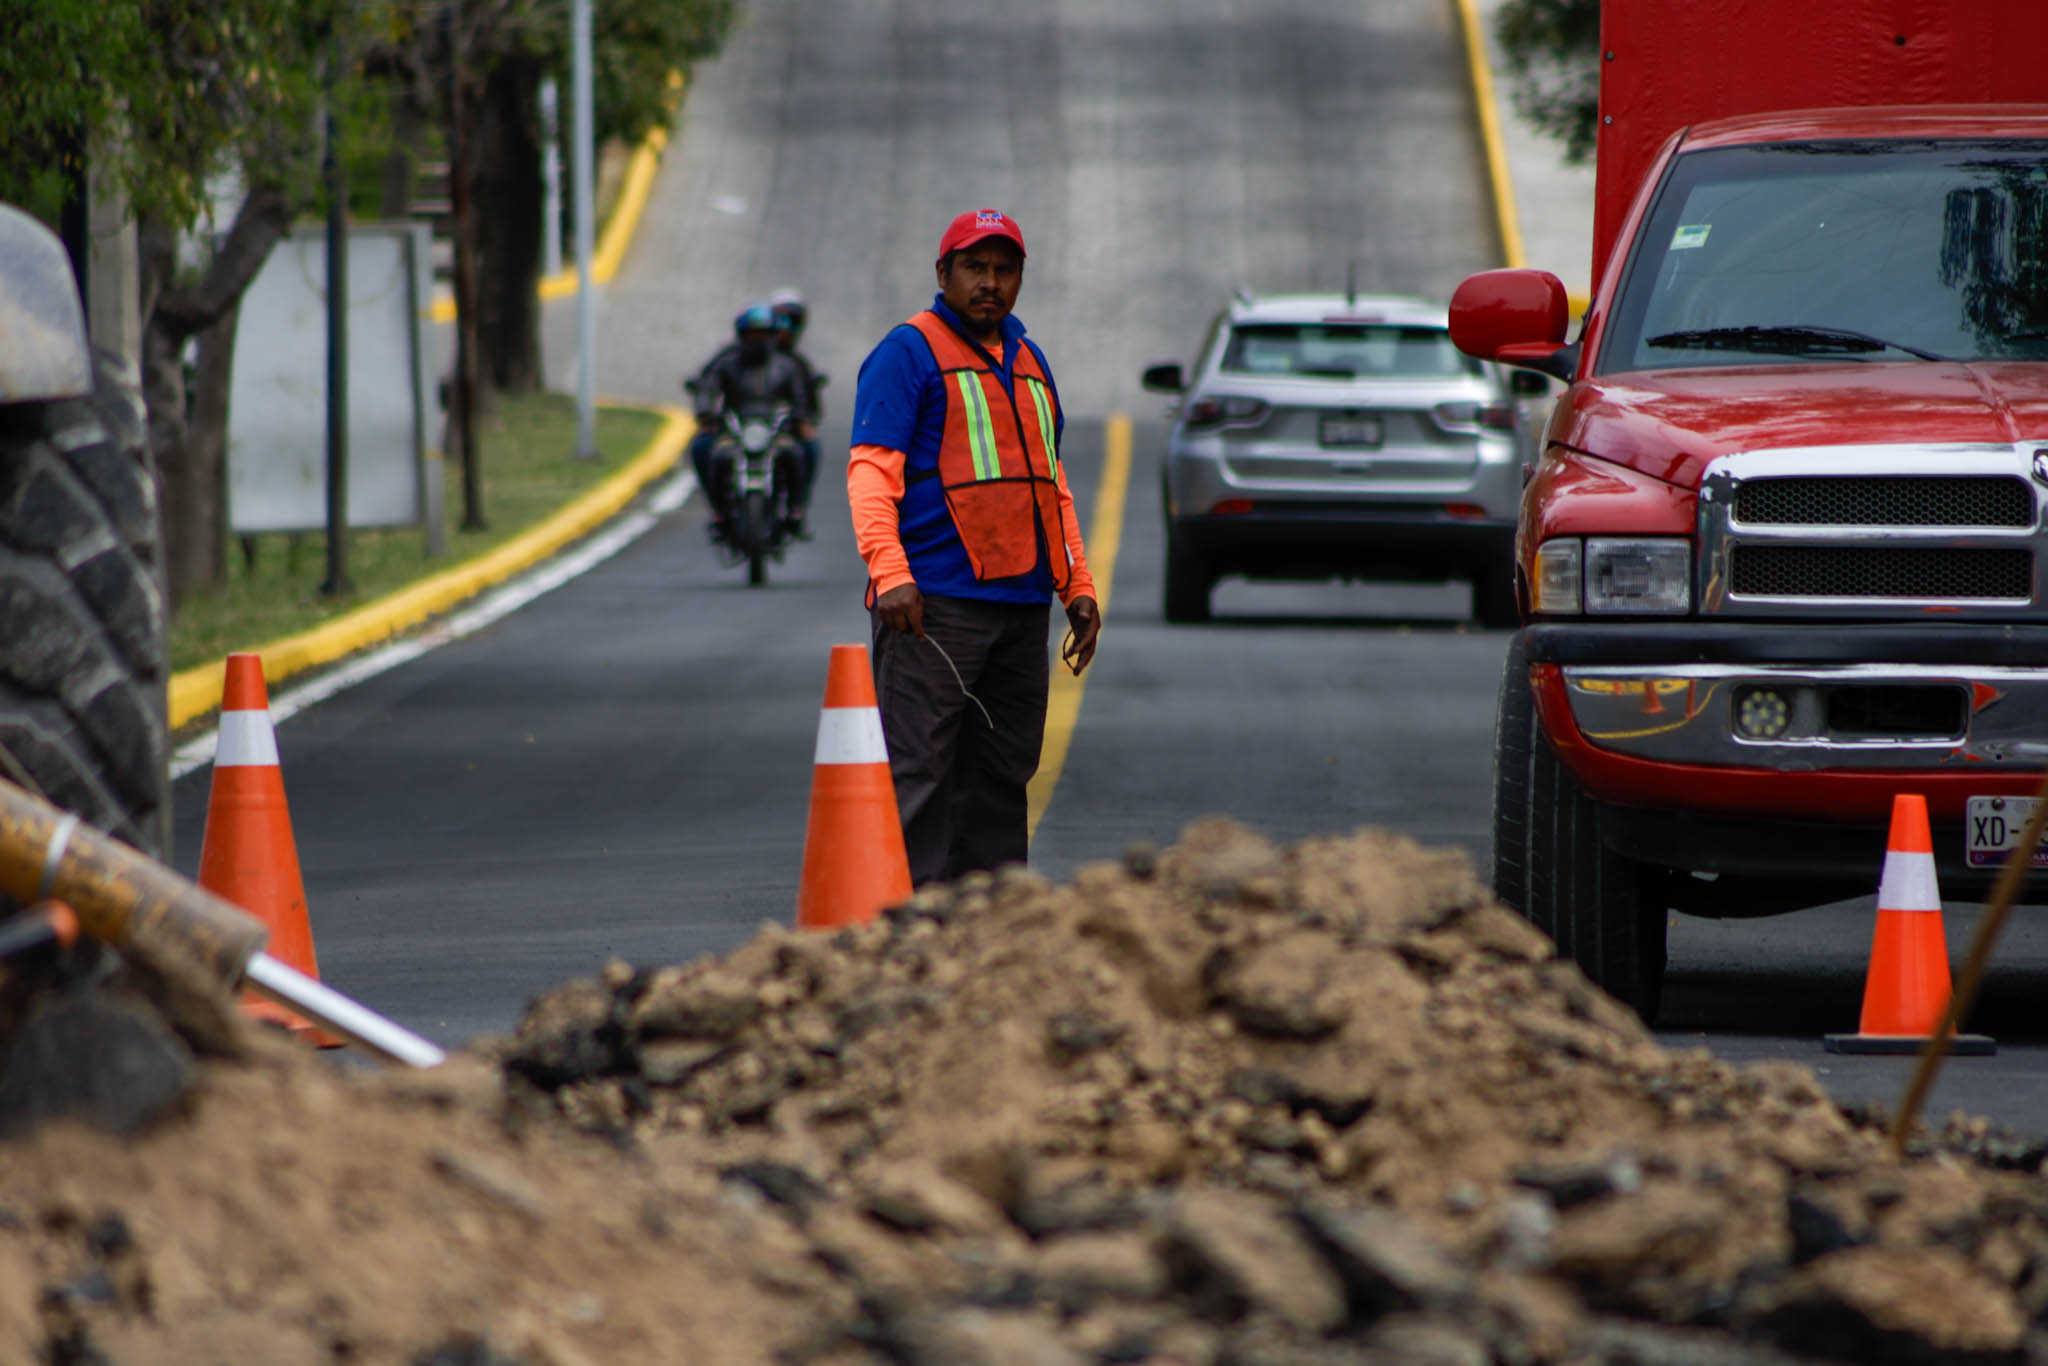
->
[196, 654, 340, 1046]
[1825, 793, 1994, 1055]
[795, 643, 911, 930]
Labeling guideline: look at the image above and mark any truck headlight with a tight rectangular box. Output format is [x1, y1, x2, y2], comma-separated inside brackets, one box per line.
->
[1584, 538, 1691, 614]
[1532, 539, 1582, 614]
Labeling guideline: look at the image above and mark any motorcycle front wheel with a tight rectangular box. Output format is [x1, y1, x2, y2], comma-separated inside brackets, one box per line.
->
[743, 489, 769, 586]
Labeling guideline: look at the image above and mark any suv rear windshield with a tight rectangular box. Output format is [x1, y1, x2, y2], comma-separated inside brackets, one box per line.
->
[1221, 324, 1479, 379]
[1604, 138, 2048, 371]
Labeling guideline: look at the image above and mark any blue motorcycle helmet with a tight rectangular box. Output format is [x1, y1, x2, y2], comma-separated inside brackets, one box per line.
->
[733, 303, 780, 338]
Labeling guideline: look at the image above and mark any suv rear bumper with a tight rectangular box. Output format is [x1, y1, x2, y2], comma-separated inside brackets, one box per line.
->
[1175, 506, 1513, 582]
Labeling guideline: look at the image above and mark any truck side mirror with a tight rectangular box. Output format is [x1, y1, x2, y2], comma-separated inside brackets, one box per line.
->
[1141, 362, 1184, 393]
[1450, 269, 1577, 382]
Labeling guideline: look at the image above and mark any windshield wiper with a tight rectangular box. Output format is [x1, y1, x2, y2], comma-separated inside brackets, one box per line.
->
[1645, 325, 1949, 363]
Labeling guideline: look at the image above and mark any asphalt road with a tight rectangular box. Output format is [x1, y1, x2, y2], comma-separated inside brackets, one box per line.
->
[173, 0, 2048, 1134]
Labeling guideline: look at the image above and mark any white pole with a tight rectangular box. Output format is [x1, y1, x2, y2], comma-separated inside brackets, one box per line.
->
[571, 0, 597, 459]
[540, 78, 562, 279]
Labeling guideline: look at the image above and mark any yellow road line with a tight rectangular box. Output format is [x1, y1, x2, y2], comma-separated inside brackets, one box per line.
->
[1027, 412, 1131, 839]
[429, 74, 683, 324]
[167, 407, 695, 728]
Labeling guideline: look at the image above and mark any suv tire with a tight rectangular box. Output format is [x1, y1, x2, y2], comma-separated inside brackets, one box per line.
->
[0, 361, 167, 861]
[1492, 633, 1667, 1020]
[1473, 560, 1519, 630]
[1161, 487, 1213, 624]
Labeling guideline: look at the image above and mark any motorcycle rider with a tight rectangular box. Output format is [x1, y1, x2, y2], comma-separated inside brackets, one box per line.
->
[686, 304, 816, 543]
[767, 287, 824, 534]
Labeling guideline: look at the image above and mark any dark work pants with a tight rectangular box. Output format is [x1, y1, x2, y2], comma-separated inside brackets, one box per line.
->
[871, 595, 1051, 886]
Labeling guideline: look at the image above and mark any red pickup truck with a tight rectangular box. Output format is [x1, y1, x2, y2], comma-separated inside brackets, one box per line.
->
[1450, 3, 2048, 1018]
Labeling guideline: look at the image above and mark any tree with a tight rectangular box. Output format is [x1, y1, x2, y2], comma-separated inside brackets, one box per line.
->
[1493, 0, 1601, 166]
[0, 0, 365, 604]
[372, 0, 734, 397]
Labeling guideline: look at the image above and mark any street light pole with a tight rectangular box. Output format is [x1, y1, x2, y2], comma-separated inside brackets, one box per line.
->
[570, 0, 597, 460]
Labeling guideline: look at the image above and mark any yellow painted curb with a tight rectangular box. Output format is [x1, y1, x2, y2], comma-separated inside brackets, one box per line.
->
[429, 73, 683, 324]
[1454, 0, 1591, 317]
[168, 406, 695, 729]
[1027, 413, 1132, 839]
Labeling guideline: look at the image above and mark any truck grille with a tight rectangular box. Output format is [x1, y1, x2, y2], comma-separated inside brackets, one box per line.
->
[1730, 545, 2032, 599]
[1735, 475, 2034, 528]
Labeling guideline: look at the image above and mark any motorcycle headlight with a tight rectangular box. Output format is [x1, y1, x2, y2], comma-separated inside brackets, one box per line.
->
[1584, 537, 1691, 614]
[741, 422, 772, 450]
[1532, 539, 1582, 615]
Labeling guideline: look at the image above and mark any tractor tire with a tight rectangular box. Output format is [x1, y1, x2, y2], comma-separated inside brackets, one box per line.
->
[0, 358, 167, 862]
[1492, 632, 1667, 1021]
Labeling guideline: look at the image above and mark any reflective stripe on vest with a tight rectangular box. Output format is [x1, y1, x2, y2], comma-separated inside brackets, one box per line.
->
[906, 311, 1072, 592]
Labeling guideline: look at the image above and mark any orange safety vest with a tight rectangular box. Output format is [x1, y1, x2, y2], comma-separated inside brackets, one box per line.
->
[906, 311, 1073, 593]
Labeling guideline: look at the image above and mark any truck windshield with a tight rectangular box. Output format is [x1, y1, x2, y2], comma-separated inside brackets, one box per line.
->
[1603, 140, 2048, 372]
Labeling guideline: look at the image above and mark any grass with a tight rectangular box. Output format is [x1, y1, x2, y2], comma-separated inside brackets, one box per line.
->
[168, 392, 668, 671]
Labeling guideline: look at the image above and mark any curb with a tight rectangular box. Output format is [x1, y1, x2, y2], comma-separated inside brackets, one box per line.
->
[168, 407, 696, 730]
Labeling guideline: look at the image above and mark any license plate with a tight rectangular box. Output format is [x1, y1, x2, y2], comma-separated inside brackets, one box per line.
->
[1966, 796, 2048, 868]
[1319, 414, 1383, 448]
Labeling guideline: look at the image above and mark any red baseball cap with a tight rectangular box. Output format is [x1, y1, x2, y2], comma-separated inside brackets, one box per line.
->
[937, 209, 1026, 261]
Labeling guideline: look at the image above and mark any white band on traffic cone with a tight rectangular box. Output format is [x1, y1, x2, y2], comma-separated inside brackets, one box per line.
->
[215, 710, 281, 768]
[814, 706, 888, 766]
[1876, 849, 1940, 914]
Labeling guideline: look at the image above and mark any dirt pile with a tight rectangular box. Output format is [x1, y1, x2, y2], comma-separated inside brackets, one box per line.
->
[4, 820, 2048, 1364]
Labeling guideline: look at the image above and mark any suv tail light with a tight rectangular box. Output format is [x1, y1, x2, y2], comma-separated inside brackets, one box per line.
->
[1432, 400, 1515, 434]
[1184, 395, 1269, 431]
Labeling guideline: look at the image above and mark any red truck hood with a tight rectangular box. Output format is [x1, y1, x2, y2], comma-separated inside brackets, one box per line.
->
[1556, 363, 2048, 488]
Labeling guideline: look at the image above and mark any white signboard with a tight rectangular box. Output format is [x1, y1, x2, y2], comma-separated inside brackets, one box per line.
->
[228, 223, 437, 533]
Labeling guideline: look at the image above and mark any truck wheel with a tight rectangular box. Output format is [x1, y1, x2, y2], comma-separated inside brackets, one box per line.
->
[1490, 634, 1534, 913]
[1162, 517, 1213, 624]
[1494, 634, 1667, 1020]
[0, 363, 167, 860]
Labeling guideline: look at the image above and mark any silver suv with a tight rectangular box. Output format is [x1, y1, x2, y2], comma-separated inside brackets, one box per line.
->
[1143, 292, 1537, 624]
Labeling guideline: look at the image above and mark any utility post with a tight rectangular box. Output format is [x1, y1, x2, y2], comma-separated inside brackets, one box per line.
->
[445, 2, 488, 529]
[540, 79, 563, 279]
[570, 0, 597, 460]
[320, 27, 352, 598]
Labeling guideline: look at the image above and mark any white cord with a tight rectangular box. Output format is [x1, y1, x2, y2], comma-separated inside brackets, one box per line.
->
[923, 635, 994, 729]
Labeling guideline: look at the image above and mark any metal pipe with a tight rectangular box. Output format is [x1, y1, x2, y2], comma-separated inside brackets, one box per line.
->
[245, 953, 446, 1068]
[0, 778, 444, 1069]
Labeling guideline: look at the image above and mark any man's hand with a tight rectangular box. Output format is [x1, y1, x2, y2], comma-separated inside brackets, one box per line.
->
[1061, 595, 1101, 675]
[876, 583, 925, 639]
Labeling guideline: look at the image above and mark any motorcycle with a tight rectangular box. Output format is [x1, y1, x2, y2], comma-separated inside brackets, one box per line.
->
[698, 395, 804, 586]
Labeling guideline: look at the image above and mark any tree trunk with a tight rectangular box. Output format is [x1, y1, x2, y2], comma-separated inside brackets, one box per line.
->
[142, 186, 291, 609]
[474, 57, 544, 394]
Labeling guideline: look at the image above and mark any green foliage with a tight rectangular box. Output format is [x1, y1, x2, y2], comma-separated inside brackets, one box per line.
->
[0, 0, 348, 230]
[1493, 0, 1601, 166]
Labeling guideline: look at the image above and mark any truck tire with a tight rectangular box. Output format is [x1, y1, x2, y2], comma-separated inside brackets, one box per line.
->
[1490, 634, 1534, 913]
[1493, 633, 1667, 1020]
[0, 361, 167, 862]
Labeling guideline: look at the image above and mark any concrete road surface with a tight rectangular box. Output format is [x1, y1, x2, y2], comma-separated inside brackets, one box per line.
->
[176, 0, 2048, 1135]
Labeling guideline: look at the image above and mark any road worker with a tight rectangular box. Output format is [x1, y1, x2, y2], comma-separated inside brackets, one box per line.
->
[847, 209, 1102, 885]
